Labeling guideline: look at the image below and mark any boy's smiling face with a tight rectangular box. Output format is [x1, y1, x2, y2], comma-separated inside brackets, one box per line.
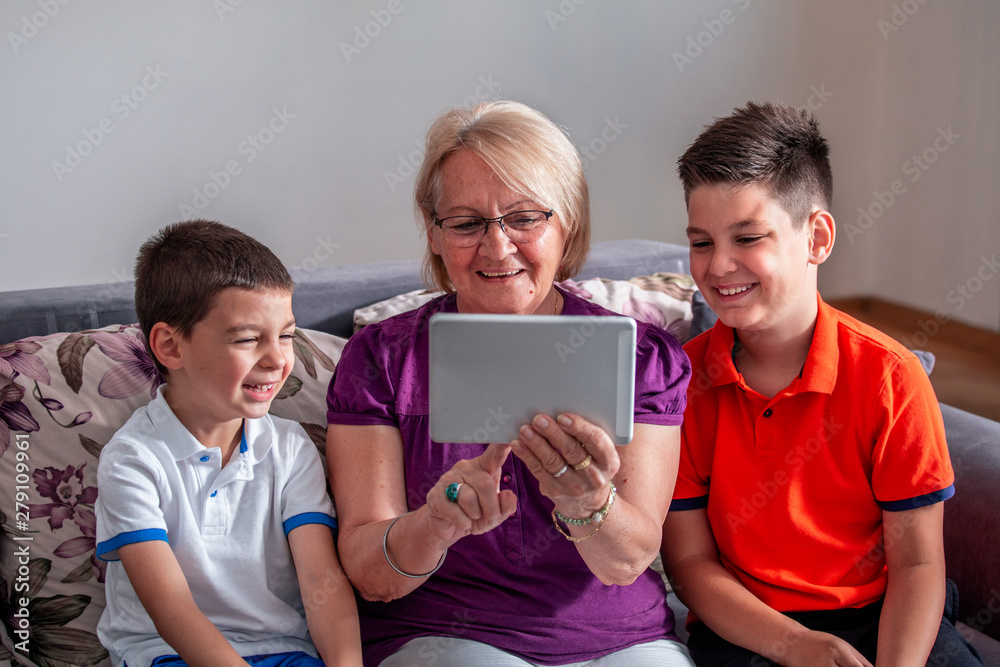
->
[686, 182, 829, 337]
[159, 287, 296, 446]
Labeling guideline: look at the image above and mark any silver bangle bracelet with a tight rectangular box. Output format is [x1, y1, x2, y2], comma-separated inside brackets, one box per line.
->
[382, 512, 447, 578]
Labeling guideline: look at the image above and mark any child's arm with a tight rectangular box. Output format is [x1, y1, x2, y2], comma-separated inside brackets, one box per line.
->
[876, 503, 946, 666]
[662, 509, 873, 667]
[288, 523, 363, 667]
[118, 540, 248, 667]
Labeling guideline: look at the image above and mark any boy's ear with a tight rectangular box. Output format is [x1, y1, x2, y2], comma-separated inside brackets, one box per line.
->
[806, 209, 835, 266]
[148, 322, 185, 371]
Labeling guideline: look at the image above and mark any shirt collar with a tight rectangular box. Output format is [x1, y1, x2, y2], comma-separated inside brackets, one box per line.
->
[146, 385, 274, 463]
[702, 292, 838, 394]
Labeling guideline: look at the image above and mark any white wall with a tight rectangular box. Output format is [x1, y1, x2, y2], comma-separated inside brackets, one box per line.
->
[2, 0, 997, 332]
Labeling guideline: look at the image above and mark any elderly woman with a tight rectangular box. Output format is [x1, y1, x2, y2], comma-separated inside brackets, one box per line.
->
[326, 101, 692, 667]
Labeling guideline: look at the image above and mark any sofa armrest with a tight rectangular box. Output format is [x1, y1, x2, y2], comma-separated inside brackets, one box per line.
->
[941, 403, 1000, 642]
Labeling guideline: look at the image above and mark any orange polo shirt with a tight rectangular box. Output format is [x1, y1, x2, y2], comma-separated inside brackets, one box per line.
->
[671, 294, 954, 612]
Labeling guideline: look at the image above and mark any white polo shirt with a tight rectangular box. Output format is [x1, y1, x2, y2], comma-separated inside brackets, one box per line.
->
[95, 386, 336, 667]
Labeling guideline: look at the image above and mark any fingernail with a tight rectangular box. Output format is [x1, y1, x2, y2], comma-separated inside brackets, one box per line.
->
[557, 414, 572, 426]
[534, 415, 549, 428]
[520, 425, 534, 440]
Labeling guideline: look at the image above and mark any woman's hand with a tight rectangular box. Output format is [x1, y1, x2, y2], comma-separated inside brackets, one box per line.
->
[425, 442, 518, 543]
[511, 413, 619, 520]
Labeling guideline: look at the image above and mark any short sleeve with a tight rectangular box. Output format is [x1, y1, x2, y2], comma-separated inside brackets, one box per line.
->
[279, 422, 338, 535]
[871, 354, 955, 510]
[95, 441, 169, 561]
[326, 323, 399, 427]
[670, 423, 711, 510]
[633, 323, 691, 425]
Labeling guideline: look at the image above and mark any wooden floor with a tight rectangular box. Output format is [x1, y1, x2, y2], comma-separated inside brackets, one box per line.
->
[831, 298, 1000, 423]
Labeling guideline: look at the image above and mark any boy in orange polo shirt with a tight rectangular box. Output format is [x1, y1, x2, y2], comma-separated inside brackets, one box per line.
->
[661, 102, 982, 666]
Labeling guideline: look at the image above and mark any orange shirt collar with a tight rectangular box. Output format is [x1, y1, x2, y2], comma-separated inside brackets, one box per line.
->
[703, 292, 838, 394]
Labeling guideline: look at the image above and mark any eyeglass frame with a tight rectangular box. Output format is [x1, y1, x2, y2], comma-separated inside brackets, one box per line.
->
[432, 209, 555, 244]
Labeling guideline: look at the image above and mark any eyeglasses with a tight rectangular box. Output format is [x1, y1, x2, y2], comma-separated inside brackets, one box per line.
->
[433, 210, 554, 248]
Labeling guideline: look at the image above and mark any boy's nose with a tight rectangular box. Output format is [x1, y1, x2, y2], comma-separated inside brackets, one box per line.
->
[708, 248, 737, 276]
[259, 343, 288, 370]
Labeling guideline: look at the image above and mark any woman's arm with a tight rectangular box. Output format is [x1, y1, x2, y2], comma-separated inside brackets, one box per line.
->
[118, 541, 248, 667]
[327, 423, 516, 602]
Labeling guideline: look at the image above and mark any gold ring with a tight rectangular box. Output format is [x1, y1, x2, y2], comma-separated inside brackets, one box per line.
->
[572, 454, 593, 471]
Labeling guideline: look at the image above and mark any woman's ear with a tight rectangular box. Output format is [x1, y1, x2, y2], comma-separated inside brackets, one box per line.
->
[807, 209, 836, 265]
[425, 217, 442, 256]
[149, 322, 184, 371]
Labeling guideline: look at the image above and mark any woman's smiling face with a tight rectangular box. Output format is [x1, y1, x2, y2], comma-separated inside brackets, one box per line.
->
[427, 150, 566, 315]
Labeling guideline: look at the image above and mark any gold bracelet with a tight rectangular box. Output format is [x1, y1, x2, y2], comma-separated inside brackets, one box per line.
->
[551, 482, 617, 542]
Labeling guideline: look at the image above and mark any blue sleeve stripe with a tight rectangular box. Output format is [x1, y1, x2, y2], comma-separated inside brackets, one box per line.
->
[670, 495, 709, 511]
[96, 528, 169, 562]
[283, 512, 338, 535]
[878, 484, 955, 512]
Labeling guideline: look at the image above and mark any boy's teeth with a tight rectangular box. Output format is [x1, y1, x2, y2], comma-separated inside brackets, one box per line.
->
[246, 384, 274, 391]
[719, 285, 751, 296]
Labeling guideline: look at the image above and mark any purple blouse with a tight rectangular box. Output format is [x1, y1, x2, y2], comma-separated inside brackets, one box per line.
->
[327, 289, 691, 666]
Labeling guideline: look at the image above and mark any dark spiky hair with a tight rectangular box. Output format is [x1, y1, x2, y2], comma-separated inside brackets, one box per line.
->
[677, 101, 832, 225]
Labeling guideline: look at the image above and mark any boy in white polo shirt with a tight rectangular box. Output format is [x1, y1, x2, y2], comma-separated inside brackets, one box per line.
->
[95, 220, 362, 667]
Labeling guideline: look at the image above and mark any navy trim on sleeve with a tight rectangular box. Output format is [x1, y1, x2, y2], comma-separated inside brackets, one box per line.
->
[878, 484, 955, 512]
[669, 495, 709, 511]
[283, 512, 338, 535]
[96, 528, 169, 562]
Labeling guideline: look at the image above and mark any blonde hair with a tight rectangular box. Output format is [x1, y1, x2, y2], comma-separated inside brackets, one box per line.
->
[415, 100, 591, 292]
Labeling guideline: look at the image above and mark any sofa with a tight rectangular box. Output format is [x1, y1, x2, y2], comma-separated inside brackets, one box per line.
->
[1, 238, 998, 666]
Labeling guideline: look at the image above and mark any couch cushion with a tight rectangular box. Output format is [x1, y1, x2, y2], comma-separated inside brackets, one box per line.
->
[0, 324, 344, 666]
[353, 273, 698, 342]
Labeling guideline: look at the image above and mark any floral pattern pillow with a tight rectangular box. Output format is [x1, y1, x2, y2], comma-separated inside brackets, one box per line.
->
[0, 324, 344, 667]
[353, 272, 698, 342]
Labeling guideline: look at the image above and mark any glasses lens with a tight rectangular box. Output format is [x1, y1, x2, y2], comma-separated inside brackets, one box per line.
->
[502, 211, 548, 235]
[440, 217, 485, 247]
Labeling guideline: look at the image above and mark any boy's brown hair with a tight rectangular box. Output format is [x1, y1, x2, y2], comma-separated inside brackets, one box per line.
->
[134, 219, 294, 375]
[677, 101, 833, 225]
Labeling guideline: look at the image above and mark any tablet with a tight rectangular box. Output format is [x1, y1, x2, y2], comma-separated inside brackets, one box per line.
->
[428, 312, 636, 445]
